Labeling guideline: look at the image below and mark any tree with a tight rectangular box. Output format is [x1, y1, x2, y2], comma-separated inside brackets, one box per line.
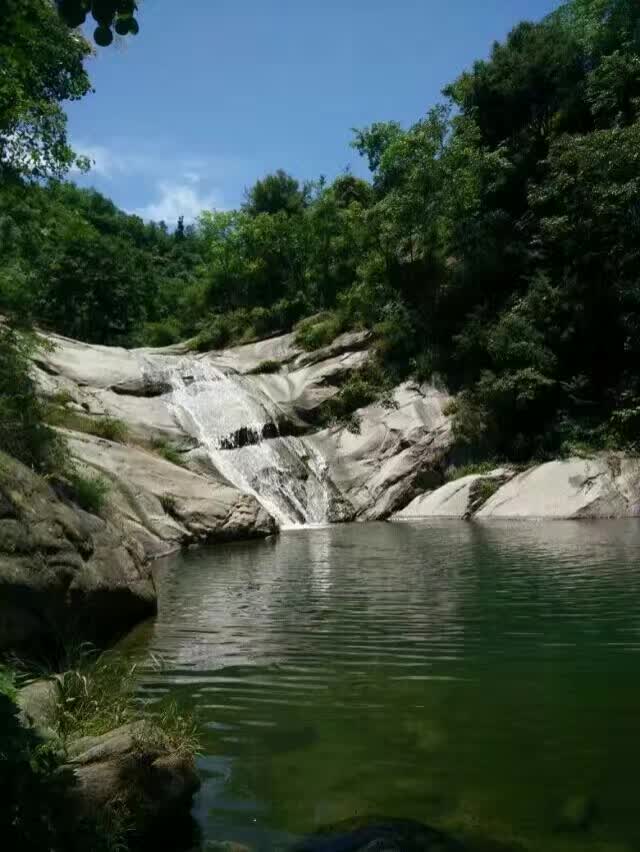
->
[243, 170, 308, 217]
[55, 0, 141, 46]
[0, 327, 58, 471]
[0, 0, 91, 180]
[36, 223, 150, 345]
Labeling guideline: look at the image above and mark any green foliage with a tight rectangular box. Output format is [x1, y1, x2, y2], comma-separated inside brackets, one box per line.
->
[469, 476, 502, 510]
[53, 650, 138, 741]
[3, 0, 640, 470]
[246, 359, 282, 375]
[0, 666, 126, 851]
[44, 645, 199, 761]
[0, 328, 60, 472]
[142, 318, 182, 347]
[295, 312, 345, 351]
[137, 701, 201, 761]
[445, 461, 500, 482]
[149, 438, 186, 466]
[55, 1, 141, 45]
[317, 362, 396, 427]
[46, 405, 129, 443]
[67, 471, 110, 515]
[0, 1, 91, 180]
[243, 169, 308, 217]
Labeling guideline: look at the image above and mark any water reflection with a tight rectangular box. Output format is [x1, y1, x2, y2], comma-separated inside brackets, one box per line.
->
[128, 521, 640, 852]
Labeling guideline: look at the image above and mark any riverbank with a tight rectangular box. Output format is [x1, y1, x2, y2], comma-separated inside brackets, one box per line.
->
[1, 648, 200, 852]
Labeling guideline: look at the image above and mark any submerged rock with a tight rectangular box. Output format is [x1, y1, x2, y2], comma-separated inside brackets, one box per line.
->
[556, 794, 597, 832]
[291, 817, 466, 852]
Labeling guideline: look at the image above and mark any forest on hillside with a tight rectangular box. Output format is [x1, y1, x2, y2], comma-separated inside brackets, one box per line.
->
[1, 0, 640, 471]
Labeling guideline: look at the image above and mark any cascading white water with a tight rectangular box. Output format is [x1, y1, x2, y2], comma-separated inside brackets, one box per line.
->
[164, 357, 331, 529]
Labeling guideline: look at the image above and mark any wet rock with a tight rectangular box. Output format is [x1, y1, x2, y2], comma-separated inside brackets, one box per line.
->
[110, 376, 173, 397]
[64, 432, 277, 559]
[307, 383, 453, 520]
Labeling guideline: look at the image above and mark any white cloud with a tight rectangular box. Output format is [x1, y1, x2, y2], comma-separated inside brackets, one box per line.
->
[69, 140, 245, 224]
[73, 140, 246, 182]
[133, 181, 223, 224]
[71, 143, 122, 177]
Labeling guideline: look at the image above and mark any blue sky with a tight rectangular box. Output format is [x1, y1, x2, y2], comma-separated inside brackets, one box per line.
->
[68, 0, 563, 224]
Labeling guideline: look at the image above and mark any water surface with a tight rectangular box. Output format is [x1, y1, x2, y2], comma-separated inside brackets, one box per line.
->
[128, 521, 640, 851]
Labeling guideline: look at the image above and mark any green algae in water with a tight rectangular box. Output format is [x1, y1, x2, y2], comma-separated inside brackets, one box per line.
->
[127, 521, 640, 852]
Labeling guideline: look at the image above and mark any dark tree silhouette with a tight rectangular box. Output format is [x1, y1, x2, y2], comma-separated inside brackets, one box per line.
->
[56, 0, 140, 46]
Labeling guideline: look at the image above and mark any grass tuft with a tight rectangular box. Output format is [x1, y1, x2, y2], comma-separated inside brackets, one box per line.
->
[67, 471, 110, 515]
[294, 311, 345, 351]
[246, 359, 281, 375]
[149, 438, 186, 467]
[46, 406, 129, 443]
[445, 461, 499, 482]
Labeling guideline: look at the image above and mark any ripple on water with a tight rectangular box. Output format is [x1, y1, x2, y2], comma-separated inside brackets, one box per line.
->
[126, 520, 640, 852]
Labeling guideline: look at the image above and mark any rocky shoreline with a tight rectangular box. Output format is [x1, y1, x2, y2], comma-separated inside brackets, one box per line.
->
[3, 329, 640, 652]
[2, 328, 639, 851]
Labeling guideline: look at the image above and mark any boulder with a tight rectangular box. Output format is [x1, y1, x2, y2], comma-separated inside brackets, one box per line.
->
[66, 721, 199, 829]
[394, 469, 513, 520]
[0, 451, 155, 652]
[17, 678, 60, 733]
[476, 455, 640, 519]
[307, 382, 453, 520]
[63, 431, 277, 558]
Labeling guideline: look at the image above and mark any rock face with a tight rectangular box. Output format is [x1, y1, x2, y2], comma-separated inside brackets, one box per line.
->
[307, 382, 452, 520]
[64, 431, 276, 559]
[395, 469, 513, 520]
[393, 455, 640, 521]
[476, 456, 640, 519]
[0, 452, 155, 652]
[65, 722, 200, 829]
[33, 330, 640, 529]
[34, 331, 454, 527]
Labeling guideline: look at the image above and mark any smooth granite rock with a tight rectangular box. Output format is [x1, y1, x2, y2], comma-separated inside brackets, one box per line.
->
[0, 451, 155, 652]
[63, 431, 277, 558]
[394, 469, 513, 520]
[307, 382, 453, 520]
[476, 455, 640, 519]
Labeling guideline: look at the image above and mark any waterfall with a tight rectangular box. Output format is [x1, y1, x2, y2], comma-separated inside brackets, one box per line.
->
[164, 356, 331, 529]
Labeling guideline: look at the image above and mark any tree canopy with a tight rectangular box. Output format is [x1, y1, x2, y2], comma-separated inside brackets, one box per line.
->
[55, 0, 140, 45]
[2, 0, 640, 465]
[0, 0, 91, 179]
